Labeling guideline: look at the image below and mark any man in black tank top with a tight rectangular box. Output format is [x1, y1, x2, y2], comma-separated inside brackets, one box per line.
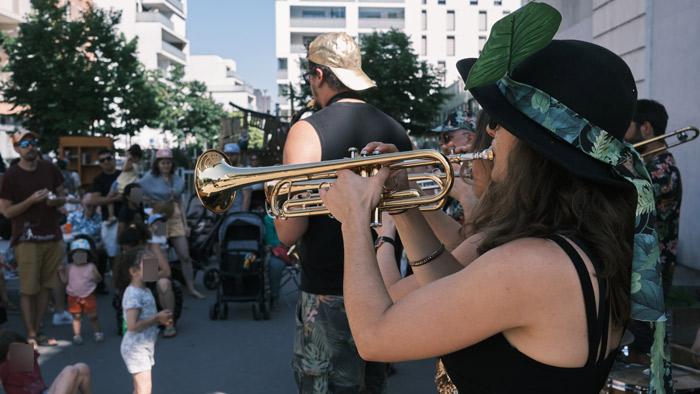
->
[275, 32, 411, 394]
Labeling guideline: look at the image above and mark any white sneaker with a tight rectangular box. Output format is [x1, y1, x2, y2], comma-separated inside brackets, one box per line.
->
[53, 312, 73, 326]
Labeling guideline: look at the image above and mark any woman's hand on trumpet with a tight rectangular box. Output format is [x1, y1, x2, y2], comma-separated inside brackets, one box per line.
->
[319, 167, 391, 226]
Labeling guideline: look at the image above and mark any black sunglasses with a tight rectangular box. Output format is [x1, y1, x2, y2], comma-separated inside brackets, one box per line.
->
[99, 156, 113, 163]
[303, 67, 320, 85]
[15, 140, 38, 148]
[486, 114, 499, 130]
[439, 131, 470, 144]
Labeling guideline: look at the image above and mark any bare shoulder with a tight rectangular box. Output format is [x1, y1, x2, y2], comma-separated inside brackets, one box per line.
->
[470, 237, 580, 290]
[284, 120, 321, 165]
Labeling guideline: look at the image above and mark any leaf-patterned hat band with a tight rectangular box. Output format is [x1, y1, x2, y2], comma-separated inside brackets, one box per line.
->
[457, 40, 639, 188]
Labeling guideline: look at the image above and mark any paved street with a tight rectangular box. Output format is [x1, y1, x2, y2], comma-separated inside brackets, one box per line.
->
[2, 272, 437, 393]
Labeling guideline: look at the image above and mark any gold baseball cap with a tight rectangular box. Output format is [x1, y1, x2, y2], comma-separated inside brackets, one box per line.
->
[308, 32, 376, 91]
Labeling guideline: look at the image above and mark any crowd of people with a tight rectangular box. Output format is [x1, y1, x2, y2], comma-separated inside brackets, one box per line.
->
[0, 2, 690, 393]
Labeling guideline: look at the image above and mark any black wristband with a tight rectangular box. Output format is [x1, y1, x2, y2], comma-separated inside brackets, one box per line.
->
[374, 236, 396, 251]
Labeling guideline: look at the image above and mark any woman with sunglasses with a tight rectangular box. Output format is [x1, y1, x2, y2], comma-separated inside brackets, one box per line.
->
[317, 5, 669, 392]
[137, 149, 204, 299]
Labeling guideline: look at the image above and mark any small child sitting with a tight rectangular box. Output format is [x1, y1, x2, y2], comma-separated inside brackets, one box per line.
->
[58, 239, 105, 345]
[147, 214, 168, 252]
[0, 329, 93, 394]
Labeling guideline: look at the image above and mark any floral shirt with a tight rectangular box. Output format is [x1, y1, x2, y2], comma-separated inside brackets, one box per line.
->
[646, 152, 682, 297]
[66, 210, 102, 240]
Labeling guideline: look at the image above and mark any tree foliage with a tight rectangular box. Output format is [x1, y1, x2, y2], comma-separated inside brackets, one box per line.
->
[360, 29, 449, 134]
[151, 65, 225, 150]
[0, 0, 160, 151]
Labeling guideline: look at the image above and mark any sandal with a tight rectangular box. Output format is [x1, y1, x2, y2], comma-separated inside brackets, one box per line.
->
[73, 335, 83, 345]
[163, 326, 177, 338]
[36, 332, 58, 347]
[94, 332, 104, 343]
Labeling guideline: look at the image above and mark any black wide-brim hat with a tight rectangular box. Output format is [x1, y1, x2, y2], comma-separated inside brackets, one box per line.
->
[457, 40, 637, 188]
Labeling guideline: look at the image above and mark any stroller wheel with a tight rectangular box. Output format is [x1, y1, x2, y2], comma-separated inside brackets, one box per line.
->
[218, 302, 228, 320]
[209, 302, 219, 320]
[262, 301, 271, 320]
[203, 268, 220, 290]
[252, 303, 261, 321]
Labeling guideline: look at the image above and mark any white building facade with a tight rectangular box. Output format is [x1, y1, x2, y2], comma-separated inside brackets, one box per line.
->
[92, 0, 188, 149]
[275, 0, 520, 120]
[93, 0, 189, 74]
[185, 55, 257, 112]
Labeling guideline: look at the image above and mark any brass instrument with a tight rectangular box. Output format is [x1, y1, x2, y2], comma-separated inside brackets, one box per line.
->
[633, 126, 698, 157]
[195, 147, 493, 224]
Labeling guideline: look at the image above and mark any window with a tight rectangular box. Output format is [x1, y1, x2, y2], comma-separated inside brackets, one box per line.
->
[479, 11, 487, 31]
[422, 0, 426, 3]
[494, 0, 502, 5]
[478, 36, 486, 54]
[303, 36, 318, 46]
[359, 10, 382, 18]
[421, 36, 427, 56]
[503, 10, 510, 15]
[470, 0, 478, 5]
[438, 0, 446, 4]
[302, 10, 325, 18]
[330, 7, 345, 18]
[421, 10, 427, 30]
[438, 61, 446, 84]
[447, 11, 455, 31]
[447, 36, 455, 56]
[278, 58, 288, 70]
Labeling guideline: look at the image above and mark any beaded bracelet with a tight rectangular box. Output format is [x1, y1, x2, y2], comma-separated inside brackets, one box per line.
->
[408, 243, 445, 267]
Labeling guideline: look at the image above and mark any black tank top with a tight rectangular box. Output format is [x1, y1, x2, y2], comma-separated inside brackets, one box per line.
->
[441, 234, 618, 393]
[299, 98, 411, 295]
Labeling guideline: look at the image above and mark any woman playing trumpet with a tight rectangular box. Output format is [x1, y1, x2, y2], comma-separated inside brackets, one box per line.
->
[318, 23, 667, 394]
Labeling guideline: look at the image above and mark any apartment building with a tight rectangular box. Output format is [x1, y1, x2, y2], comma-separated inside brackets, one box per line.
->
[185, 55, 257, 112]
[93, 0, 189, 74]
[275, 0, 520, 120]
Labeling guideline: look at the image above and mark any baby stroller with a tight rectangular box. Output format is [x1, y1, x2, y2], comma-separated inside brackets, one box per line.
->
[185, 194, 223, 290]
[209, 212, 270, 321]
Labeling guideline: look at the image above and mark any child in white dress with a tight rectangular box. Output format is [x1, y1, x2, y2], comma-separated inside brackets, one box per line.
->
[115, 248, 172, 394]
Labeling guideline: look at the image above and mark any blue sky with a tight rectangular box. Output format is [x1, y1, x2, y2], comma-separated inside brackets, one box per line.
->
[187, 1, 277, 105]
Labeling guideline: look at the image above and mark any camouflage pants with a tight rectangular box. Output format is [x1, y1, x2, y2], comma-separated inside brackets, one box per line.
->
[292, 291, 387, 394]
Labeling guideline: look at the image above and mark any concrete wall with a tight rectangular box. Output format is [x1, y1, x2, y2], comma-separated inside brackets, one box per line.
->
[535, 0, 700, 269]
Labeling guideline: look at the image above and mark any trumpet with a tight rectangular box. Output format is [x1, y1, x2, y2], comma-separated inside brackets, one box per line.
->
[195, 147, 494, 223]
[633, 126, 698, 157]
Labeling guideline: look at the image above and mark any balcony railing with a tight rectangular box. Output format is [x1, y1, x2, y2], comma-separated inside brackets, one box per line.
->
[136, 12, 174, 30]
[358, 18, 405, 29]
[226, 70, 242, 80]
[277, 69, 288, 80]
[142, 0, 184, 16]
[161, 41, 186, 61]
[290, 17, 346, 28]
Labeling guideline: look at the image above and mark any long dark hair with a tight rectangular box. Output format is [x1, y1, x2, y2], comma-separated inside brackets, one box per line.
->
[113, 248, 151, 293]
[462, 140, 636, 327]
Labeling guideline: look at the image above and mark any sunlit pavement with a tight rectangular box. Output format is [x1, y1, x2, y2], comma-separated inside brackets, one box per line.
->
[2, 272, 437, 393]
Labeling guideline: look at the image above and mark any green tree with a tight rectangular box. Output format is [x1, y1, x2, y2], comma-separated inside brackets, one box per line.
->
[0, 0, 160, 151]
[360, 29, 449, 134]
[152, 65, 225, 150]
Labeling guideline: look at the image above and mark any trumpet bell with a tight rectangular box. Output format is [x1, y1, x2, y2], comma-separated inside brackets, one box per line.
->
[195, 150, 236, 214]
